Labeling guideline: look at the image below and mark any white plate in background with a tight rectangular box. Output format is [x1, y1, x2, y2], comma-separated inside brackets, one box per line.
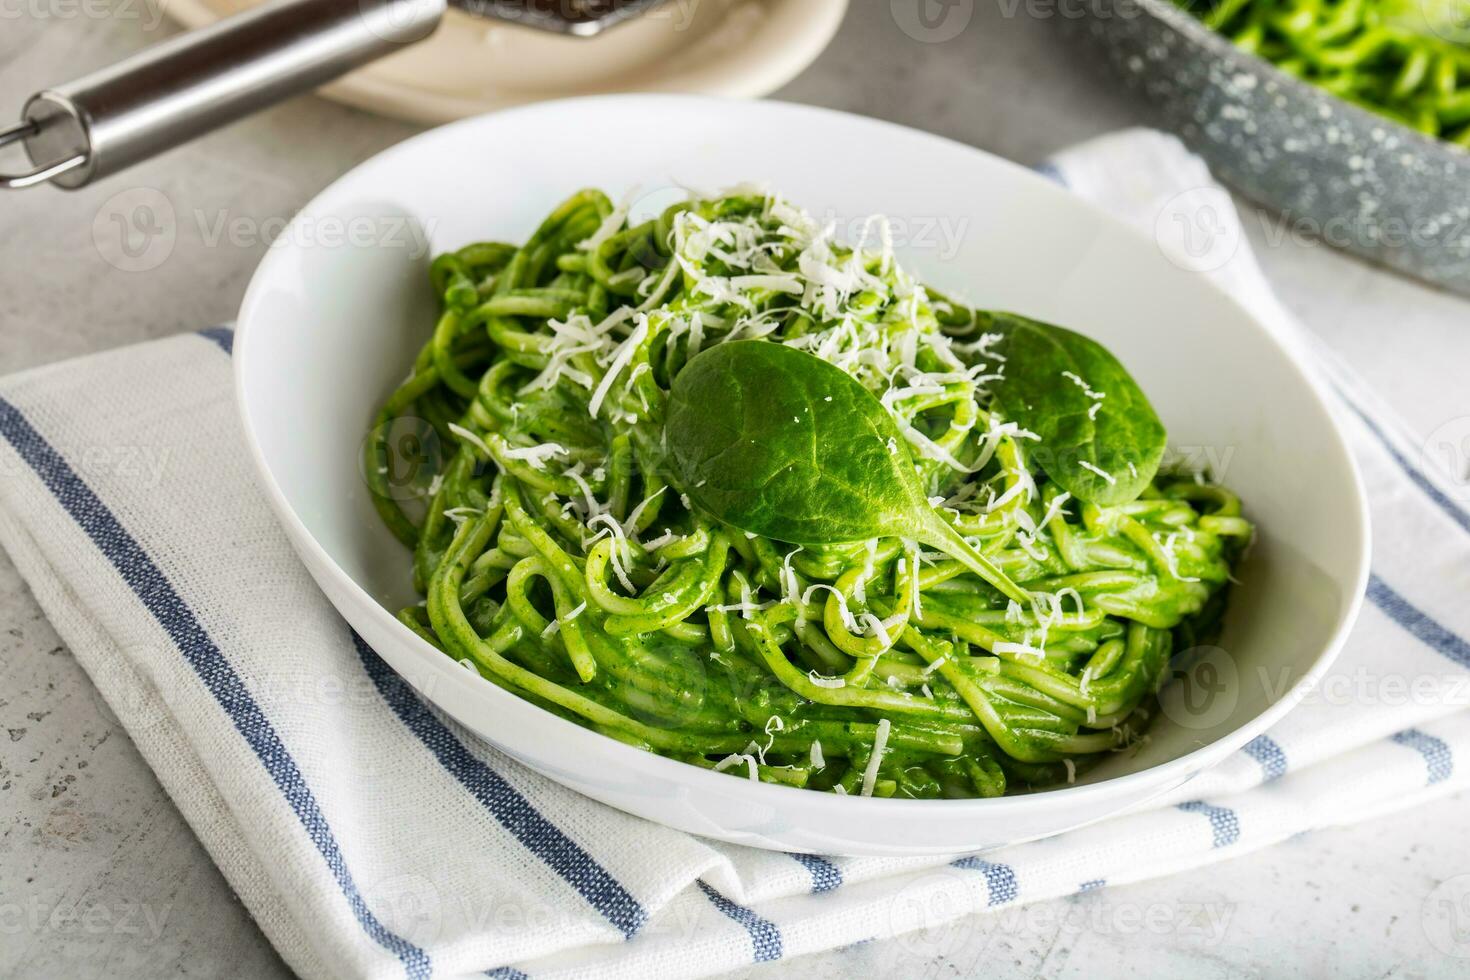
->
[164, 0, 849, 124]
[235, 96, 1370, 855]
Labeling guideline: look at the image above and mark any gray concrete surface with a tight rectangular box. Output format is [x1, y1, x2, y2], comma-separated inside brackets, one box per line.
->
[2, 1, 1468, 978]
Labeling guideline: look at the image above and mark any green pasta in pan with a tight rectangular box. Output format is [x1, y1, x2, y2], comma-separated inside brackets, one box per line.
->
[1180, 0, 1470, 145]
[365, 188, 1253, 799]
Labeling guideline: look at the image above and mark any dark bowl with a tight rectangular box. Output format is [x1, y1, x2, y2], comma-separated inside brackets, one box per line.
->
[1073, 0, 1470, 294]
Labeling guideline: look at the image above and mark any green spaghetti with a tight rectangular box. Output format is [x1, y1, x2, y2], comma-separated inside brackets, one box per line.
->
[1182, 0, 1470, 145]
[366, 188, 1252, 799]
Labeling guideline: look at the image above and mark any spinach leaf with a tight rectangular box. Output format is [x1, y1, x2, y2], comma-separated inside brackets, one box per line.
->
[984, 312, 1166, 505]
[665, 340, 1031, 604]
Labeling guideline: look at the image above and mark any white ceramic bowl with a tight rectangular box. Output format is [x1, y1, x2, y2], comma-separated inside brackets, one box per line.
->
[235, 95, 1370, 856]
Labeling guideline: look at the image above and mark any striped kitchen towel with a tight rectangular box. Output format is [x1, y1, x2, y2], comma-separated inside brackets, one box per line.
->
[0, 129, 1467, 978]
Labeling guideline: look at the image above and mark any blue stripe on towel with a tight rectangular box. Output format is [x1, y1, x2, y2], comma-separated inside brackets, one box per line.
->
[950, 857, 1019, 905]
[1242, 734, 1288, 781]
[1368, 575, 1470, 670]
[1034, 160, 1068, 187]
[484, 969, 527, 979]
[789, 853, 842, 893]
[0, 396, 431, 980]
[198, 326, 647, 943]
[697, 881, 782, 963]
[196, 326, 235, 355]
[1078, 879, 1106, 892]
[1391, 729, 1453, 785]
[1334, 388, 1470, 536]
[1176, 801, 1240, 847]
[351, 635, 648, 939]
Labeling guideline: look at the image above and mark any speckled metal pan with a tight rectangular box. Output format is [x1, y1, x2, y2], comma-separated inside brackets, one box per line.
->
[1073, 0, 1470, 295]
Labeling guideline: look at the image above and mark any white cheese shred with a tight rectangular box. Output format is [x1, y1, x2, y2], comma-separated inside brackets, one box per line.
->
[1078, 460, 1118, 485]
[860, 719, 891, 798]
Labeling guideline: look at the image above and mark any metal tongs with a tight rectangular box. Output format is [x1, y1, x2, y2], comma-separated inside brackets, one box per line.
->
[0, 0, 666, 190]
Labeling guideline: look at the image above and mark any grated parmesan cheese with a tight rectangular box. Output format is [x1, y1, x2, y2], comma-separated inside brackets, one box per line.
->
[860, 719, 891, 797]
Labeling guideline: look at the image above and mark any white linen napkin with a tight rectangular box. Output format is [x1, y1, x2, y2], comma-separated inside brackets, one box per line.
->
[2, 129, 1467, 980]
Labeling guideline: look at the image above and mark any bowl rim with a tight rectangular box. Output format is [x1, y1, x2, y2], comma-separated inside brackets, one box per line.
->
[234, 93, 1372, 817]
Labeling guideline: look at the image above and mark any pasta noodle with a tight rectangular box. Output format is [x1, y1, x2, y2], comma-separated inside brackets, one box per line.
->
[1183, 0, 1470, 145]
[365, 188, 1253, 798]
